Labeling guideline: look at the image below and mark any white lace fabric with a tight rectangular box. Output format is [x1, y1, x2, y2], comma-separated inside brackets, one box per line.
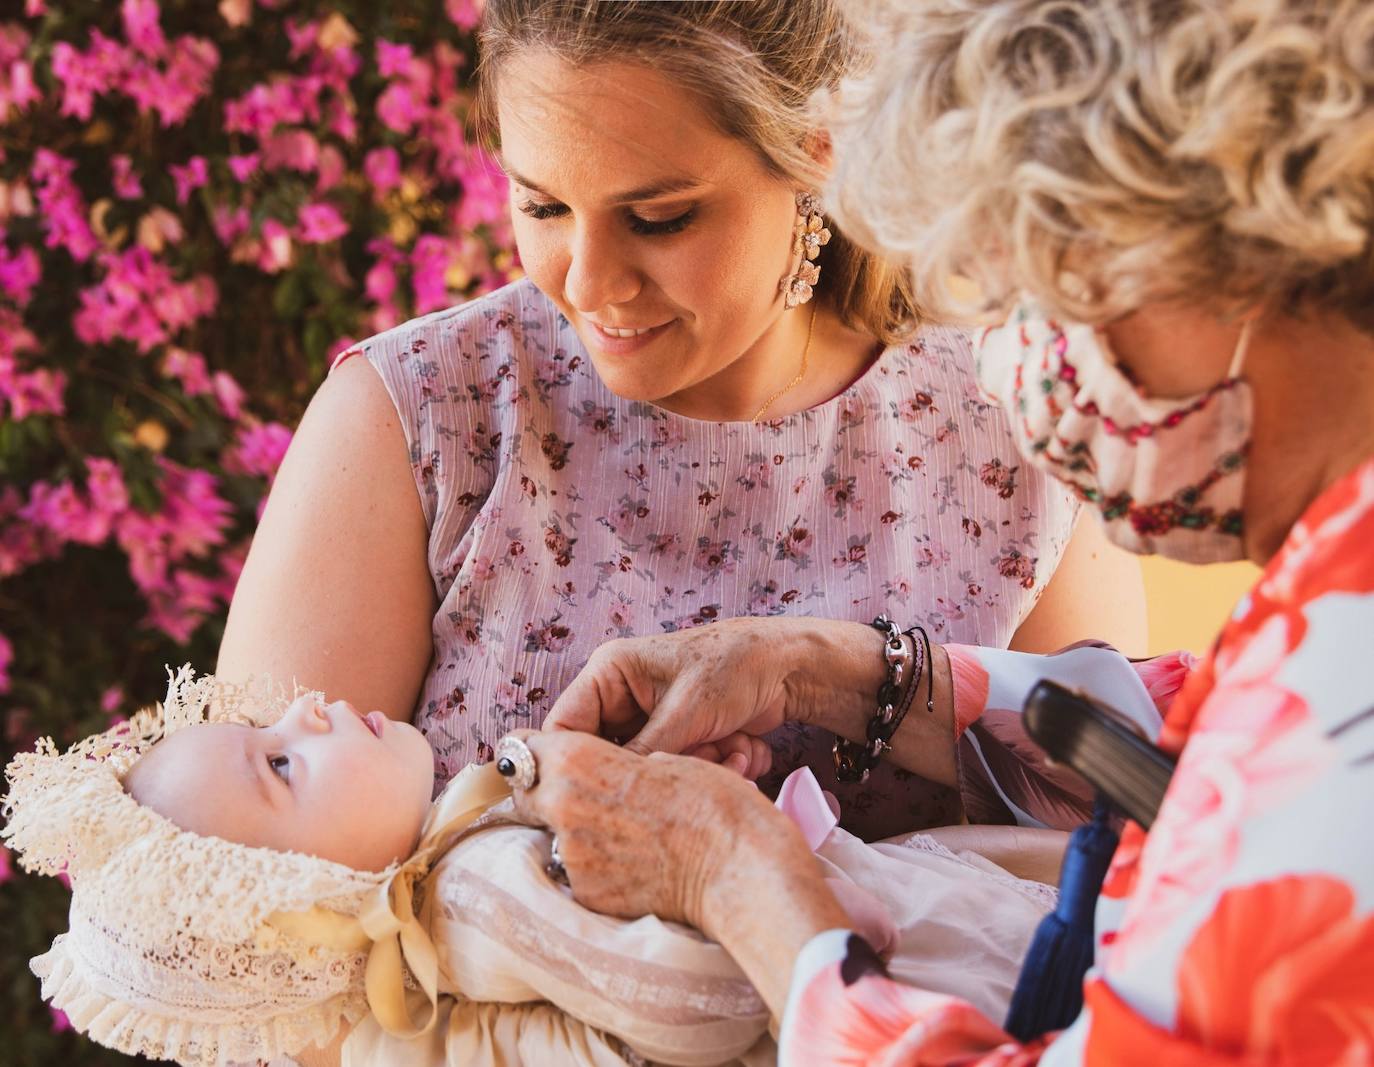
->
[2, 667, 392, 1067]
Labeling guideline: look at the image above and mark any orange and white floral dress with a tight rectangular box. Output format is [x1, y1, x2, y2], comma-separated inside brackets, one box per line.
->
[779, 455, 1374, 1065]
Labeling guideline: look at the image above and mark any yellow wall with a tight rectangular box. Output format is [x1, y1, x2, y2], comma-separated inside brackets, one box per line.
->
[1141, 556, 1260, 655]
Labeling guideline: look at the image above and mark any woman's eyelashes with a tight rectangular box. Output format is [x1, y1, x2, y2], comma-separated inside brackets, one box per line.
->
[516, 199, 696, 236]
[267, 753, 291, 784]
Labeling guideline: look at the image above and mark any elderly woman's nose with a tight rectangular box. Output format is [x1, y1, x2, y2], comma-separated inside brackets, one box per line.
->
[563, 225, 641, 313]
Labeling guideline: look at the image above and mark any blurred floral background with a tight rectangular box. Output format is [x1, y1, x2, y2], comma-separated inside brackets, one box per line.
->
[0, 1, 514, 1061]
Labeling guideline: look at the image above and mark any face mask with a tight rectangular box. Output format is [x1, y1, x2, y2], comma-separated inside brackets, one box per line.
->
[976, 300, 1253, 563]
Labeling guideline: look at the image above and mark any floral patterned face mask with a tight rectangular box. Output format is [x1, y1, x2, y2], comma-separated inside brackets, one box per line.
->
[975, 300, 1253, 564]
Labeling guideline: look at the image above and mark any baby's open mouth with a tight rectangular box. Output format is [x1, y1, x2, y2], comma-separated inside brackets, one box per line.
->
[364, 711, 386, 739]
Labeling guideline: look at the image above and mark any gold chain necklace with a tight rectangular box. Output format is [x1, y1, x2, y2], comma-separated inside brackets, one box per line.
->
[751, 301, 818, 423]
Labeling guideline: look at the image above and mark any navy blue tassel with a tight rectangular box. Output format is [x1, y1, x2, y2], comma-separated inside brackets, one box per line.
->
[1003, 798, 1119, 1041]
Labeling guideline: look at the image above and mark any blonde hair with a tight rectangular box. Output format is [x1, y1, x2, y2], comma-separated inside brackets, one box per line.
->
[824, 0, 1374, 333]
[475, 0, 921, 345]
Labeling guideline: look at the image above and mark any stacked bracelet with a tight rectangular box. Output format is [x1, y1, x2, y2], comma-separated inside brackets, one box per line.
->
[833, 614, 930, 783]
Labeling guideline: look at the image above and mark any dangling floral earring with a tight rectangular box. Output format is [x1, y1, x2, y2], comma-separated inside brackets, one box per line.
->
[779, 191, 831, 309]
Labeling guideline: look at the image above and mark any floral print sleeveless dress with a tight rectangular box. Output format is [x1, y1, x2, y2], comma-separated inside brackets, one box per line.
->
[350, 280, 1078, 838]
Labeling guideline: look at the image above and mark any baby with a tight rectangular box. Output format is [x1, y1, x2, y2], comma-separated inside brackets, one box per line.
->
[2, 668, 1059, 1067]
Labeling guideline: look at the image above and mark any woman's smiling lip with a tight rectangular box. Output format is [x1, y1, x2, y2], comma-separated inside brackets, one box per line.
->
[585, 316, 676, 355]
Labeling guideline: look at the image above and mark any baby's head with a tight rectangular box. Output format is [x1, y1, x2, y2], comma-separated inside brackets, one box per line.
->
[1, 670, 468, 1066]
[124, 692, 435, 871]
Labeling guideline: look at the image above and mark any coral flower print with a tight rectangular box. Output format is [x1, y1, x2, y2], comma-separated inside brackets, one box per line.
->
[1175, 877, 1374, 1061]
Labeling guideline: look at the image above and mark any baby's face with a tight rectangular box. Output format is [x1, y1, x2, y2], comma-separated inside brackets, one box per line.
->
[125, 695, 435, 871]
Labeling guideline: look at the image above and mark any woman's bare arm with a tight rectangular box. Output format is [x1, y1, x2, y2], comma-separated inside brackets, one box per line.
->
[217, 357, 435, 721]
[1010, 512, 1148, 657]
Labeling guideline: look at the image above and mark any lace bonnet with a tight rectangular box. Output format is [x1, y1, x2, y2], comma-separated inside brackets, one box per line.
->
[1, 667, 406, 1067]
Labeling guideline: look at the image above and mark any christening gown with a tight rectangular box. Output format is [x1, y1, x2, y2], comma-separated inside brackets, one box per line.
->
[340, 764, 1067, 1067]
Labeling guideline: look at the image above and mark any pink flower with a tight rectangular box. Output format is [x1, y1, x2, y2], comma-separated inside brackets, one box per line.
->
[86, 457, 130, 517]
[148, 37, 220, 127]
[49, 35, 128, 122]
[364, 256, 397, 306]
[170, 155, 208, 205]
[316, 145, 345, 193]
[412, 233, 452, 314]
[377, 80, 426, 134]
[111, 154, 143, 198]
[445, 0, 484, 29]
[210, 203, 250, 246]
[0, 630, 11, 694]
[262, 129, 320, 173]
[2, 367, 66, 419]
[49, 1007, 71, 1034]
[162, 347, 212, 394]
[227, 152, 260, 182]
[212, 370, 246, 420]
[0, 53, 40, 122]
[326, 96, 357, 142]
[376, 40, 415, 78]
[122, 0, 167, 57]
[284, 18, 319, 59]
[224, 421, 293, 481]
[454, 149, 510, 232]
[0, 842, 11, 884]
[74, 248, 217, 353]
[256, 218, 293, 273]
[32, 149, 99, 261]
[0, 242, 40, 306]
[100, 685, 124, 714]
[296, 201, 348, 244]
[364, 146, 402, 195]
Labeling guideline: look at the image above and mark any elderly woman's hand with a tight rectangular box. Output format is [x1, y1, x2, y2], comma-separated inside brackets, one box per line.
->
[508, 730, 849, 1015]
[544, 616, 959, 787]
[542, 617, 794, 776]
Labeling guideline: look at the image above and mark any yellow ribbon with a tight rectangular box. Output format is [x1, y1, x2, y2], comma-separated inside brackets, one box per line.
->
[267, 762, 515, 1039]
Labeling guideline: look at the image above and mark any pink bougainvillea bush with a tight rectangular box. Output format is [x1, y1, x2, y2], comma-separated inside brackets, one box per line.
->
[0, 2, 512, 1059]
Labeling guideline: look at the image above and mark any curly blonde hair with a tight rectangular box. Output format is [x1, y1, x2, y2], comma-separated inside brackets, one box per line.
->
[475, 0, 922, 344]
[825, 0, 1374, 333]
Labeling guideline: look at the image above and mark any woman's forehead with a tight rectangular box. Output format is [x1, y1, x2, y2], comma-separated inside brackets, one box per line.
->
[494, 51, 748, 195]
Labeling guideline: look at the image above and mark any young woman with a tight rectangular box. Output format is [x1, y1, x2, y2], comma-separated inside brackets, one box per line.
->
[216, 0, 1142, 839]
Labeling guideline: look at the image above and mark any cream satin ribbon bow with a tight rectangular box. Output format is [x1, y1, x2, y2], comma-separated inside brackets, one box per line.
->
[267, 762, 515, 1038]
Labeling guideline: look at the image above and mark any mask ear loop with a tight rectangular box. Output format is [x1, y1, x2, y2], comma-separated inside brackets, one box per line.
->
[1227, 318, 1256, 380]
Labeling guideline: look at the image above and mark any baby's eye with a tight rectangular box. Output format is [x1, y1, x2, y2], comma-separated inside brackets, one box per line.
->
[268, 754, 291, 784]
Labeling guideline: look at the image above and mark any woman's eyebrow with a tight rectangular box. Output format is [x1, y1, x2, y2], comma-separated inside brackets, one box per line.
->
[497, 157, 706, 205]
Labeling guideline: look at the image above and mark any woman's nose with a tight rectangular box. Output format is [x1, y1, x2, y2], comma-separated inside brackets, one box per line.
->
[563, 225, 641, 314]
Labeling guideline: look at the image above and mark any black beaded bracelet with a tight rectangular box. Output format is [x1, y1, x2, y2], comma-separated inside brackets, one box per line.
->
[833, 615, 920, 783]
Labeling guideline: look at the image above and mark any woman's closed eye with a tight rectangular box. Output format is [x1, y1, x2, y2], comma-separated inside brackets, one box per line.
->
[516, 199, 696, 236]
[268, 753, 292, 784]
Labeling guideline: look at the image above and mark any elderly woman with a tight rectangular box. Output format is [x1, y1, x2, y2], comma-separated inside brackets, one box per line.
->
[512, 0, 1374, 1061]
[217, 0, 1144, 842]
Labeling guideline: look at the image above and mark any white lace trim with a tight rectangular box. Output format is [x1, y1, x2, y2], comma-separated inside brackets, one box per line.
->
[899, 833, 1060, 912]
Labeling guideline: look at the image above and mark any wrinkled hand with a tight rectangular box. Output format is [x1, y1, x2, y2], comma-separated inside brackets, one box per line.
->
[508, 730, 810, 931]
[544, 617, 796, 778]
